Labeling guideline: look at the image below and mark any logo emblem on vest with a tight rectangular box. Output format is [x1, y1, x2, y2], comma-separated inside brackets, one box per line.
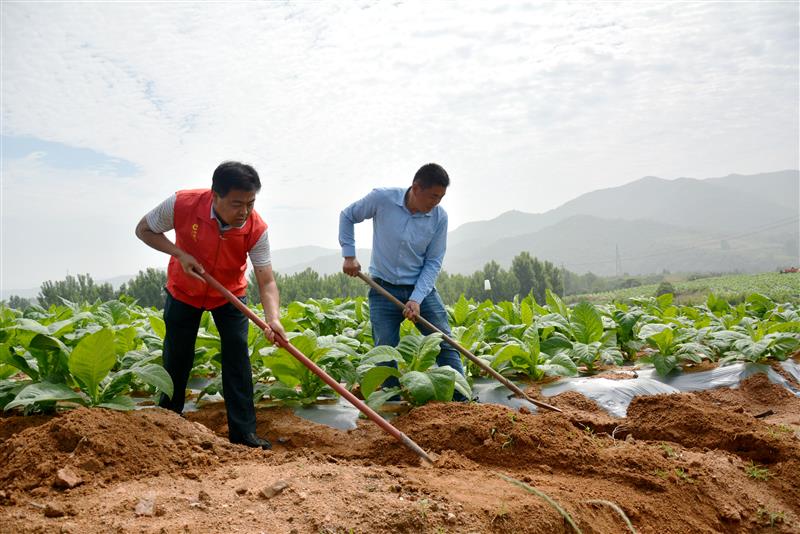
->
[191, 223, 199, 242]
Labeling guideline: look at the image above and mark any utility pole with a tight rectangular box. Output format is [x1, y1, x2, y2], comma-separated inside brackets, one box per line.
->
[561, 263, 566, 297]
[615, 244, 622, 278]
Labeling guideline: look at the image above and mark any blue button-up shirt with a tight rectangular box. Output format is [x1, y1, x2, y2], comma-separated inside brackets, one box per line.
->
[339, 187, 448, 303]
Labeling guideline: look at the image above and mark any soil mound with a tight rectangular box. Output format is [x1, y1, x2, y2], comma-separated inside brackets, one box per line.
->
[548, 390, 607, 413]
[388, 402, 600, 469]
[190, 402, 602, 469]
[626, 392, 798, 463]
[0, 407, 250, 492]
[2, 393, 800, 533]
[697, 373, 800, 419]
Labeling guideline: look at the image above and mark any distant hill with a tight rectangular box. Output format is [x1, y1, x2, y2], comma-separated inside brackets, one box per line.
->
[270, 246, 341, 269]
[272, 248, 372, 276]
[270, 170, 798, 277]
[448, 170, 798, 247]
[443, 170, 798, 275]
[445, 214, 796, 275]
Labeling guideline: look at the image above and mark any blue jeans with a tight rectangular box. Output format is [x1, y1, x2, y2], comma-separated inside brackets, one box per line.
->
[368, 279, 465, 400]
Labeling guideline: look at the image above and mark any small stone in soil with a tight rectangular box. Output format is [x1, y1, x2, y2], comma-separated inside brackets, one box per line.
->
[44, 504, 65, 518]
[260, 480, 290, 499]
[135, 495, 156, 517]
[53, 467, 83, 489]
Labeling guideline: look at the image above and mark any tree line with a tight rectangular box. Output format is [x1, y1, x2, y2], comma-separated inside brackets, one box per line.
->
[5, 253, 656, 310]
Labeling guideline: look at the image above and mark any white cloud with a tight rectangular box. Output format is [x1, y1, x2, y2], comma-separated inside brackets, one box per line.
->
[1, 1, 798, 289]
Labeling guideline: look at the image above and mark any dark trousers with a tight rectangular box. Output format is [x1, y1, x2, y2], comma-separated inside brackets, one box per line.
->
[158, 291, 256, 440]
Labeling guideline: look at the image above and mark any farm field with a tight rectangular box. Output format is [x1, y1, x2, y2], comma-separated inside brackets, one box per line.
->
[574, 272, 800, 305]
[1, 291, 799, 533]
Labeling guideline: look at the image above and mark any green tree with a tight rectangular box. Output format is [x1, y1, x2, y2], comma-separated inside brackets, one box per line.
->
[655, 281, 676, 297]
[511, 252, 535, 298]
[38, 274, 115, 307]
[117, 268, 167, 309]
[4, 295, 31, 309]
[247, 268, 367, 304]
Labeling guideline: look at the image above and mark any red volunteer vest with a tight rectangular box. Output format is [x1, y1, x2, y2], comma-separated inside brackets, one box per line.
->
[166, 189, 267, 309]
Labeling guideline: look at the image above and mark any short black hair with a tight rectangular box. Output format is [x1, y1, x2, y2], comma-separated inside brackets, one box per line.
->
[212, 161, 261, 197]
[413, 163, 450, 189]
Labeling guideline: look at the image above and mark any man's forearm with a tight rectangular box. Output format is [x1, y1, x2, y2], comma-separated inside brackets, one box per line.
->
[259, 280, 281, 322]
[410, 260, 442, 303]
[136, 219, 184, 259]
[140, 231, 184, 258]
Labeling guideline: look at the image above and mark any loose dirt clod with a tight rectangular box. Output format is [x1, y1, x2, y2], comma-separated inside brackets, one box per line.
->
[53, 467, 83, 489]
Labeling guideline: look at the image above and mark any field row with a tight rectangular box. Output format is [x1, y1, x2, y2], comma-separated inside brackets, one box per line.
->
[1, 289, 799, 413]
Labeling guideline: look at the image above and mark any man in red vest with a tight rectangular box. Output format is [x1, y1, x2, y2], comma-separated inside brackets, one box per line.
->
[135, 161, 286, 449]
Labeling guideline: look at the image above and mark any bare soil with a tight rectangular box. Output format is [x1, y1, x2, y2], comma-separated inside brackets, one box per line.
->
[1, 375, 798, 533]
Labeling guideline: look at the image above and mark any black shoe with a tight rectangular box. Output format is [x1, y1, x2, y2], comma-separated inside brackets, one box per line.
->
[231, 433, 272, 450]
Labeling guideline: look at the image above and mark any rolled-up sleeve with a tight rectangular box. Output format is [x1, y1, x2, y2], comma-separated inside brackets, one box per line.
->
[410, 213, 447, 303]
[339, 189, 381, 258]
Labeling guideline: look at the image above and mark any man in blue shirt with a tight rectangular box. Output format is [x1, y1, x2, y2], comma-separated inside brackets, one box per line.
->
[339, 163, 466, 399]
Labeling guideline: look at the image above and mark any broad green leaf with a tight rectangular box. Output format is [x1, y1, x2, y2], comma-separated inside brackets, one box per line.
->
[647, 328, 674, 354]
[656, 293, 673, 309]
[359, 346, 401, 367]
[149, 316, 166, 340]
[520, 301, 534, 326]
[400, 371, 436, 405]
[768, 321, 800, 334]
[535, 313, 570, 332]
[652, 353, 678, 376]
[453, 295, 470, 325]
[416, 333, 444, 371]
[5, 381, 84, 411]
[442, 366, 472, 400]
[707, 293, 730, 315]
[521, 326, 540, 357]
[545, 290, 568, 317]
[365, 386, 402, 411]
[265, 352, 305, 387]
[570, 342, 597, 366]
[260, 382, 301, 401]
[98, 395, 136, 411]
[396, 335, 422, 365]
[288, 331, 318, 357]
[638, 323, 669, 340]
[491, 342, 527, 370]
[100, 372, 135, 402]
[539, 353, 578, 377]
[0, 379, 30, 409]
[426, 367, 459, 401]
[113, 326, 138, 355]
[0, 343, 38, 379]
[359, 366, 401, 399]
[570, 302, 604, 344]
[130, 363, 174, 398]
[68, 328, 117, 401]
[11, 318, 49, 336]
[540, 332, 572, 355]
[746, 293, 774, 316]
[29, 334, 70, 355]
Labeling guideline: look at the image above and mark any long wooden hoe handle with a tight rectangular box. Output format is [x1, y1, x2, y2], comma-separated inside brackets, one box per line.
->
[357, 272, 562, 413]
[200, 271, 435, 465]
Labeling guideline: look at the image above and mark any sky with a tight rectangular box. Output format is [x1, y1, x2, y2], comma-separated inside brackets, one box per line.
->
[1, 1, 799, 291]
